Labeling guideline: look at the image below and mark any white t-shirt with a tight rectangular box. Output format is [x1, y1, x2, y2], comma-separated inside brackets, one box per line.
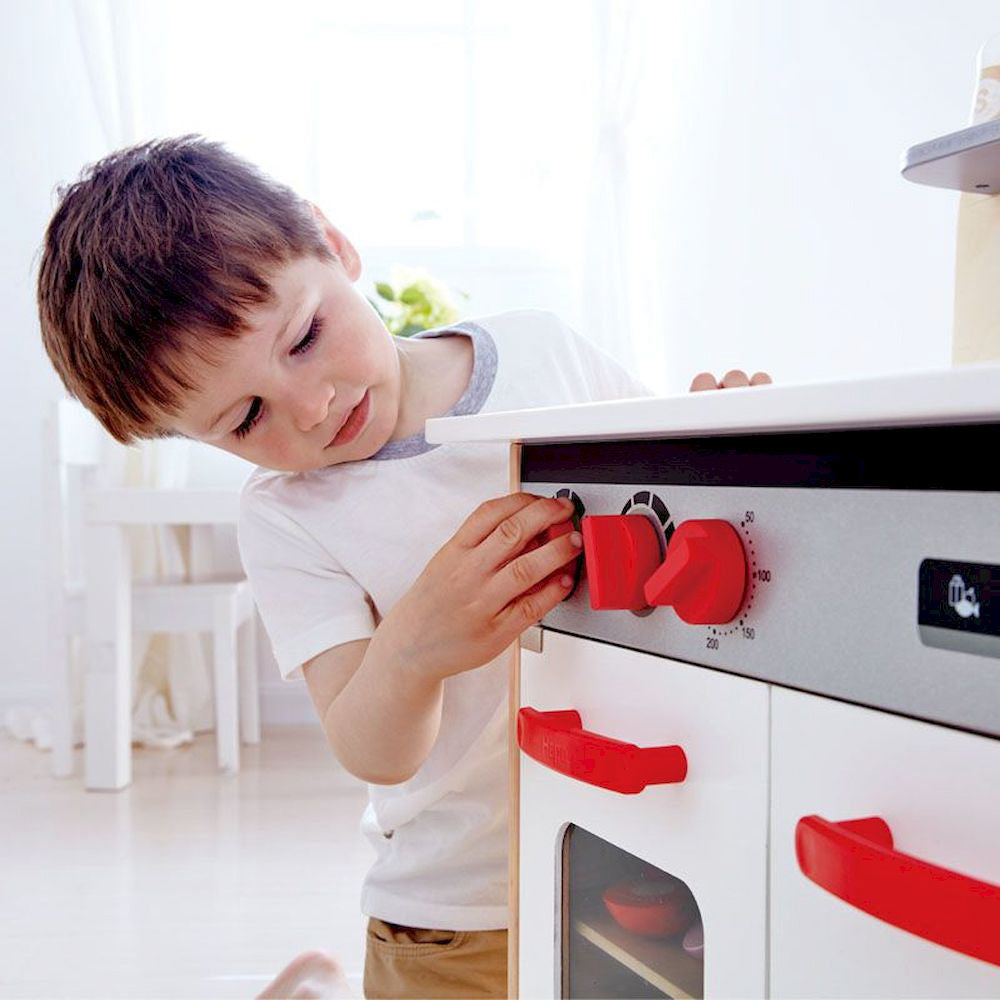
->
[237, 309, 653, 930]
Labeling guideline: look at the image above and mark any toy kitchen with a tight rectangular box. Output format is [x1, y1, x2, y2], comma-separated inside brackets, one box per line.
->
[426, 362, 1000, 999]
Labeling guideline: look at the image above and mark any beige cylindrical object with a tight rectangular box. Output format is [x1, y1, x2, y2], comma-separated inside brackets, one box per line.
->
[954, 191, 1000, 364]
[953, 40, 1000, 364]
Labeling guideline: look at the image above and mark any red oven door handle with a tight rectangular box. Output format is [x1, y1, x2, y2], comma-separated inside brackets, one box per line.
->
[516, 707, 687, 794]
[796, 814, 1000, 967]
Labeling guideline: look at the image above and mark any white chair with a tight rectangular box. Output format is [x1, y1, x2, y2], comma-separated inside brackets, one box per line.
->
[45, 397, 261, 782]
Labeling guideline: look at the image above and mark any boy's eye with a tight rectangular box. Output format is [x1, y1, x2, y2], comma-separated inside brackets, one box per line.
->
[232, 315, 324, 440]
[291, 315, 323, 355]
[234, 398, 262, 439]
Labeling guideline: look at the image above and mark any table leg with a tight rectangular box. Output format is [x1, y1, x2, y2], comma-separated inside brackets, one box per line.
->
[84, 522, 132, 790]
[189, 524, 214, 581]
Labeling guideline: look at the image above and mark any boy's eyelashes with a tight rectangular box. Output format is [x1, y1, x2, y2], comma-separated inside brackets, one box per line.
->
[290, 314, 324, 357]
[232, 315, 325, 440]
[233, 398, 262, 440]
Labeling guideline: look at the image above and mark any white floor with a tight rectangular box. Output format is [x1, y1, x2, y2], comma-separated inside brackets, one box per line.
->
[0, 725, 372, 999]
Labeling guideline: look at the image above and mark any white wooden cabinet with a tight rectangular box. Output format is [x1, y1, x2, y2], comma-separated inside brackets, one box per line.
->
[515, 640, 1000, 998]
[770, 688, 1000, 998]
[517, 632, 769, 998]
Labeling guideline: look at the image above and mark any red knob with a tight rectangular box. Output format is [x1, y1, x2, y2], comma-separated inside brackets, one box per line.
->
[643, 520, 747, 624]
[581, 515, 662, 610]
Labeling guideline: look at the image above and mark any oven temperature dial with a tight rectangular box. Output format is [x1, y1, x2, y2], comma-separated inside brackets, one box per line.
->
[643, 519, 747, 624]
[580, 514, 662, 610]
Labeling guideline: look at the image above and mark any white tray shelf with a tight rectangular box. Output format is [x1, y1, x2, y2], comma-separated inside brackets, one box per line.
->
[902, 119, 1000, 193]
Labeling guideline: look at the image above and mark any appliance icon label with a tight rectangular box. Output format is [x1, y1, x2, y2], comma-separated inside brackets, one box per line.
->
[919, 559, 999, 639]
[948, 574, 981, 619]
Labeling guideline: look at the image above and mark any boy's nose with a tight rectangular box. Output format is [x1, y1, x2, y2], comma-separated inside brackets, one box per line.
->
[290, 382, 335, 432]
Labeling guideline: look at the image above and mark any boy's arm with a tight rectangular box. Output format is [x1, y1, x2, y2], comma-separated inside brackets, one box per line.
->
[303, 637, 444, 785]
[303, 379, 774, 784]
[301, 491, 582, 785]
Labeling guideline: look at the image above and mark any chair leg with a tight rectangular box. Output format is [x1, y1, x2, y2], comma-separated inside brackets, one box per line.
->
[50, 636, 75, 778]
[83, 523, 133, 791]
[238, 612, 261, 745]
[212, 594, 240, 773]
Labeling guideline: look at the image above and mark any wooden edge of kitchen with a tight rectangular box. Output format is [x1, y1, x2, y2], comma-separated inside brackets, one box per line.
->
[508, 440, 521, 997]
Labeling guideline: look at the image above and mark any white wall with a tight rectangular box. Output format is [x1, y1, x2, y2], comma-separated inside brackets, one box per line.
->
[3, 2, 999, 718]
[637, 1, 996, 391]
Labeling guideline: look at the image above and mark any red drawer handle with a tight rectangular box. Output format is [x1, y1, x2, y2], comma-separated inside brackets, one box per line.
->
[516, 707, 687, 794]
[796, 814, 1000, 967]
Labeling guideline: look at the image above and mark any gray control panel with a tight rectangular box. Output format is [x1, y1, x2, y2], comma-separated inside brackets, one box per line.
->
[522, 426, 1000, 739]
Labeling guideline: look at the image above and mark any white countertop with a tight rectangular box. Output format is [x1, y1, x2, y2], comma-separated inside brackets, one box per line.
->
[425, 363, 1000, 444]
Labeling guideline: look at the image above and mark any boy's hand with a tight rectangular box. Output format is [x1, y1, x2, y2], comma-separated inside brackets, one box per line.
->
[375, 493, 581, 681]
[689, 369, 772, 391]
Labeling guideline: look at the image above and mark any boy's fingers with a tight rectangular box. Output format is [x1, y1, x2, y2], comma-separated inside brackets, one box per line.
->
[502, 569, 576, 632]
[481, 496, 575, 568]
[519, 536, 582, 593]
[454, 492, 561, 549]
[491, 530, 582, 604]
[689, 372, 718, 392]
[690, 370, 771, 392]
[720, 369, 750, 388]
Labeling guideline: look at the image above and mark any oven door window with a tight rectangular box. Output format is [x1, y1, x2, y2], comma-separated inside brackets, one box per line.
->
[562, 824, 704, 999]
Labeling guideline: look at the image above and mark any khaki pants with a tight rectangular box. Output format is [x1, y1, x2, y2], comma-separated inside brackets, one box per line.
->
[363, 917, 507, 999]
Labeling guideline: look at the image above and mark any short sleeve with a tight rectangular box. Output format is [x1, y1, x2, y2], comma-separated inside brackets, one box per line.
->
[559, 317, 656, 401]
[237, 482, 376, 681]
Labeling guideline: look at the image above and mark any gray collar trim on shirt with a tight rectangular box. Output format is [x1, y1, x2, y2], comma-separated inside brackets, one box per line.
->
[368, 320, 498, 461]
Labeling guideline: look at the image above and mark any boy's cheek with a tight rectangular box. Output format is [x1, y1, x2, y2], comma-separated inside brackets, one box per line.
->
[242, 432, 291, 471]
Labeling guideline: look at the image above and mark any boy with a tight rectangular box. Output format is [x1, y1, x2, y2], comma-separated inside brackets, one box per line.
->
[37, 136, 768, 999]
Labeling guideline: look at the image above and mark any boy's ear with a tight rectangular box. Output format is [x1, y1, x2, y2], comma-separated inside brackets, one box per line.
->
[307, 202, 362, 282]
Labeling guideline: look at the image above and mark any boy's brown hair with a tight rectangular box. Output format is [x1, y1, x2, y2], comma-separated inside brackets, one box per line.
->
[37, 135, 332, 444]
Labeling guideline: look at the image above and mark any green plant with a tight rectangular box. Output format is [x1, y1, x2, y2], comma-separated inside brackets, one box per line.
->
[369, 266, 468, 337]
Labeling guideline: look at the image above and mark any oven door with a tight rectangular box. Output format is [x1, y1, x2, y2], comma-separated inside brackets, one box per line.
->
[770, 688, 1000, 998]
[518, 630, 769, 999]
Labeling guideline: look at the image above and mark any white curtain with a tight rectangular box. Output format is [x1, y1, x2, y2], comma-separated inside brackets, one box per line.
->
[66, 0, 213, 749]
[582, 0, 673, 394]
[67, 0, 665, 392]
[583, 0, 641, 370]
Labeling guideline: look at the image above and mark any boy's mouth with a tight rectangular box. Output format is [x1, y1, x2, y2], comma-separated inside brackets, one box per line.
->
[326, 389, 370, 448]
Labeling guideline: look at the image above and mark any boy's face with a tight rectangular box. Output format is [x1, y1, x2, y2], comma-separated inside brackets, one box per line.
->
[170, 214, 402, 473]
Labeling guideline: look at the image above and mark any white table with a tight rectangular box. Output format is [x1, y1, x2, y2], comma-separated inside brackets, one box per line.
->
[83, 488, 241, 790]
